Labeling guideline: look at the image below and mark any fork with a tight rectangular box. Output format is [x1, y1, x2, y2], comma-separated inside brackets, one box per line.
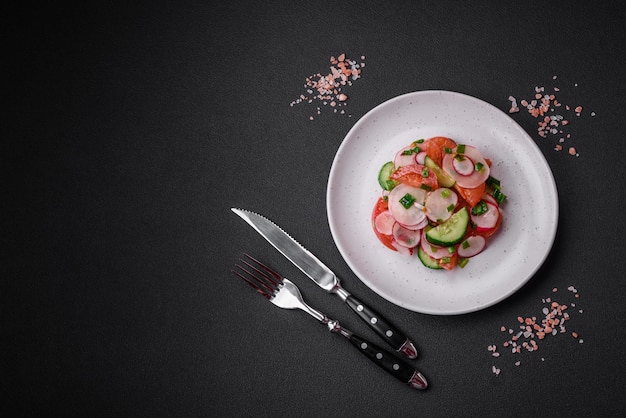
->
[233, 254, 428, 390]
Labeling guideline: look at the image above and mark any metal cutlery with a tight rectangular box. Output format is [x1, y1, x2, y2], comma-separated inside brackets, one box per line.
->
[233, 254, 428, 390]
[231, 208, 418, 359]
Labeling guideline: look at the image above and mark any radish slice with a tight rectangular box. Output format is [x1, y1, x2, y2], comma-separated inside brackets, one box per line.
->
[471, 202, 499, 230]
[399, 215, 428, 231]
[388, 183, 427, 227]
[374, 210, 396, 235]
[415, 151, 427, 165]
[482, 193, 498, 207]
[452, 155, 475, 176]
[420, 229, 453, 259]
[392, 223, 421, 248]
[392, 240, 415, 256]
[394, 145, 418, 168]
[457, 235, 486, 258]
[425, 188, 458, 223]
[442, 145, 490, 188]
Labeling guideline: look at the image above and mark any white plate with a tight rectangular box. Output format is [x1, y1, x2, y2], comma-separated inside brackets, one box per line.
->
[327, 90, 558, 315]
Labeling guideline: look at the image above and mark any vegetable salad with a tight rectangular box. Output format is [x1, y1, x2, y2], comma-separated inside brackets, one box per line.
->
[371, 136, 506, 270]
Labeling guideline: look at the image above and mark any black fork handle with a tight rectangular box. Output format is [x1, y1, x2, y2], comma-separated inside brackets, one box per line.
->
[327, 321, 427, 390]
[345, 295, 418, 359]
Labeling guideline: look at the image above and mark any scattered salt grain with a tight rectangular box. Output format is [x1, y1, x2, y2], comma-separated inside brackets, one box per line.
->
[508, 96, 520, 113]
[290, 53, 366, 120]
[488, 285, 584, 376]
[507, 77, 595, 157]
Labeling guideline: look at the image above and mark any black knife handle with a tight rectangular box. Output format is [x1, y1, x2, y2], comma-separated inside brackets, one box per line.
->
[347, 333, 427, 390]
[345, 294, 418, 359]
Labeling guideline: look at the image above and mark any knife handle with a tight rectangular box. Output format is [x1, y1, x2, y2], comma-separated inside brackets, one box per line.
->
[345, 295, 418, 359]
[346, 333, 427, 390]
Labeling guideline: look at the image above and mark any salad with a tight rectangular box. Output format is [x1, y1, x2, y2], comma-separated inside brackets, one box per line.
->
[371, 136, 506, 270]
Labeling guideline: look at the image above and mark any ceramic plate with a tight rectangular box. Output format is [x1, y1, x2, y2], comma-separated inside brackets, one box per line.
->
[327, 90, 558, 315]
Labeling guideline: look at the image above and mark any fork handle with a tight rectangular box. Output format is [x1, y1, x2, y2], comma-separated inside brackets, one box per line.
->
[345, 295, 418, 359]
[344, 331, 428, 390]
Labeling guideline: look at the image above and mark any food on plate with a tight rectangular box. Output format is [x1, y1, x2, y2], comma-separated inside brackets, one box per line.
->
[371, 136, 506, 270]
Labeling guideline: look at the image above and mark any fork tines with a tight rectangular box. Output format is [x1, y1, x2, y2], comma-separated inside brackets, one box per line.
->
[232, 254, 284, 299]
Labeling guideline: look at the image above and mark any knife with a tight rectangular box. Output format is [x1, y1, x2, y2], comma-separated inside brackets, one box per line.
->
[231, 208, 418, 359]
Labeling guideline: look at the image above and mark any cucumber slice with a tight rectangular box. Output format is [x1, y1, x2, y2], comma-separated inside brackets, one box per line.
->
[425, 206, 469, 246]
[378, 161, 397, 191]
[424, 156, 456, 188]
[417, 246, 443, 269]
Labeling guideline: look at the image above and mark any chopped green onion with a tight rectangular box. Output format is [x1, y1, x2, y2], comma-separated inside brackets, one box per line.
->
[441, 256, 451, 264]
[446, 203, 455, 212]
[458, 258, 469, 268]
[457, 144, 465, 154]
[421, 167, 429, 177]
[462, 240, 470, 249]
[420, 184, 432, 191]
[414, 138, 425, 144]
[454, 154, 465, 161]
[485, 175, 506, 203]
[441, 189, 450, 198]
[471, 200, 489, 216]
[447, 246, 455, 254]
[492, 188, 507, 204]
[402, 146, 421, 155]
[486, 176, 501, 188]
[444, 147, 452, 154]
[383, 195, 388, 201]
[475, 162, 485, 172]
[399, 193, 416, 209]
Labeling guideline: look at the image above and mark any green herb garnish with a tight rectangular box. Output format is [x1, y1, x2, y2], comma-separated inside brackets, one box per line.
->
[492, 188, 507, 204]
[486, 176, 501, 188]
[471, 200, 489, 216]
[402, 145, 421, 155]
[399, 193, 416, 209]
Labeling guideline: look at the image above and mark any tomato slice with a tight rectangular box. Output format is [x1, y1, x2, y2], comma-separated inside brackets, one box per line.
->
[438, 253, 458, 270]
[371, 197, 396, 250]
[390, 164, 439, 190]
[455, 182, 486, 207]
[419, 136, 458, 167]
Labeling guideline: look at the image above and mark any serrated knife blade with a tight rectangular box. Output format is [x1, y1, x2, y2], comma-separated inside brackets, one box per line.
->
[231, 208, 418, 359]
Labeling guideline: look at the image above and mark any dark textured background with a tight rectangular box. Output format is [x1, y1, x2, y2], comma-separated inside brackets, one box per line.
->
[6, 1, 626, 417]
